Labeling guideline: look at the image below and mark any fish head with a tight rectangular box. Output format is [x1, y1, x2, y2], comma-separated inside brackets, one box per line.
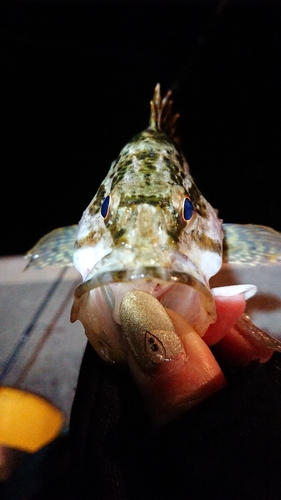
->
[71, 88, 223, 364]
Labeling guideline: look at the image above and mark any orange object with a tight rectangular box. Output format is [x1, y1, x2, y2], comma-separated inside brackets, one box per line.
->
[0, 387, 64, 453]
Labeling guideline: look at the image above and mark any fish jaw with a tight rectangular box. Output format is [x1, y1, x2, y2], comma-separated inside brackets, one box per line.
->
[71, 233, 219, 364]
[71, 276, 215, 365]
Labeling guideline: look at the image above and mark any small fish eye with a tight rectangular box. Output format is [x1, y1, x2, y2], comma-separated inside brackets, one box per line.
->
[101, 195, 111, 219]
[182, 196, 194, 222]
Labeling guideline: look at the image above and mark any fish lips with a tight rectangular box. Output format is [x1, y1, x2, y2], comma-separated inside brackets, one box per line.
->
[72, 250, 217, 336]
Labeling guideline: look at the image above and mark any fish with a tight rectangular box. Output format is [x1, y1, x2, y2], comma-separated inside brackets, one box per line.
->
[25, 84, 281, 369]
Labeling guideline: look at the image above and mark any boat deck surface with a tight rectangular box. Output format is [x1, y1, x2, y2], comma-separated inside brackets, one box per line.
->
[0, 257, 86, 424]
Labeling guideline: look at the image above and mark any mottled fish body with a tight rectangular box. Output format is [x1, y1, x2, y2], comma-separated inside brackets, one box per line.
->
[70, 85, 224, 363]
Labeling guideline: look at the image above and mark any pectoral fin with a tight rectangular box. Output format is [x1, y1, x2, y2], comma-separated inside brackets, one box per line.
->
[212, 223, 281, 342]
[24, 225, 78, 269]
[222, 223, 281, 266]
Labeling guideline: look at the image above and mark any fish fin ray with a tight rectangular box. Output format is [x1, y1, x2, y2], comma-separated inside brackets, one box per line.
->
[149, 83, 180, 142]
[25, 225, 78, 270]
[223, 223, 281, 265]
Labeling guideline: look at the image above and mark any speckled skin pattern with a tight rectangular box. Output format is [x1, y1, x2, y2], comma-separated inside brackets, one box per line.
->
[223, 224, 281, 265]
[73, 85, 223, 299]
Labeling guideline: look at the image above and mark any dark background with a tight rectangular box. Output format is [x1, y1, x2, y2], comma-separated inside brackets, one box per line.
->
[1, 0, 281, 256]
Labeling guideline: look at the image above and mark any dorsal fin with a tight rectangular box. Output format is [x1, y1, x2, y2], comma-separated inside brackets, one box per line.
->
[149, 83, 180, 143]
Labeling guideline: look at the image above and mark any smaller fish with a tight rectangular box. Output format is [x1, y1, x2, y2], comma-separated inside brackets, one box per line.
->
[26, 85, 281, 370]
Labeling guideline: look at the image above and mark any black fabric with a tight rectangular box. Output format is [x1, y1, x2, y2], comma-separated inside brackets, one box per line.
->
[68, 343, 281, 500]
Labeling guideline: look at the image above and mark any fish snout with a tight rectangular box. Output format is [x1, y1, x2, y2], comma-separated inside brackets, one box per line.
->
[136, 204, 159, 239]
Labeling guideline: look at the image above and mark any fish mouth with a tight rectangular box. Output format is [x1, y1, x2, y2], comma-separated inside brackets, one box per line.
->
[71, 254, 216, 362]
[78, 265, 214, 319]
[71, 250, 217, 364]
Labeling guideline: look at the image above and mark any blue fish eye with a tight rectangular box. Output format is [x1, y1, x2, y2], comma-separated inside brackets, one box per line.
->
[101, 195, 111, 219]
[183, 197, 194, 221]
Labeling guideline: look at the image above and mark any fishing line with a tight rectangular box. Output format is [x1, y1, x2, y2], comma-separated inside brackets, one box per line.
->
[0, 267, 68, 384]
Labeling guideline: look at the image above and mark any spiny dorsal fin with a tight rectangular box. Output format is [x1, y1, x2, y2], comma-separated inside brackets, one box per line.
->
[149, 83, 180, 143]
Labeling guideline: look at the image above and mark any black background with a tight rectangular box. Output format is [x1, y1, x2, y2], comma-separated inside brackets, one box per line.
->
[2, 0, 281, 256]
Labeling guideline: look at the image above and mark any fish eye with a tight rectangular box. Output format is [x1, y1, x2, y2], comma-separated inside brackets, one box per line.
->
[182, 196, 194, 222]
[101, 195, 111, 219]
